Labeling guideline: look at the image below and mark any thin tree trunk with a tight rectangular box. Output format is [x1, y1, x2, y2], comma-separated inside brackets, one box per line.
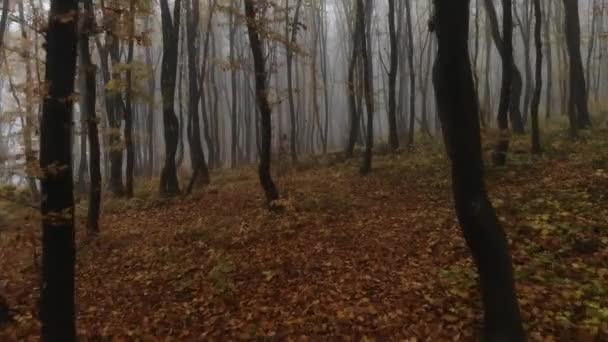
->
[186, 0, 210, 189]
[531, 0, 543, 154]
[360, 0, 374, 175]
[124, 0, 136, 197]
[81, 0, 101, 236]
[387, 0, 399, 151]
[483, 0, 526, 133]
[492, 0, 515, 166]
[405, 0, 416, 149]
[244, 0, 279, 204]
[159, 0, 182, 195]
[544, 0, 553, 118]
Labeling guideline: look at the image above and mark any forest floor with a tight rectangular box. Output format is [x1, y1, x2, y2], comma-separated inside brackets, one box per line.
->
[1, 129, 608, 341]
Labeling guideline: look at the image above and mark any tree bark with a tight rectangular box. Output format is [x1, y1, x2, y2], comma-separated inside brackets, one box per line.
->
[562, 0, 592, 131]
[387, 0, 399, 151]
[244, 0, 279, 204]
[405, 0, 416, 149]
[80, 0, 101, 236]
[186, 0, 210, 188]
[345, 2, 364, 159]
[544, 0, 553, 119]
[40, 0, 78, 339]
[492, 0, 514, 166]
[531, 0, 543, 154]
[482, 0, 526, 134]
[432, 1, 525, 339]
[159, 0, 182, 195]
[286, 0, 303, 164]
[359, 0, 374, 175]
[124, 0, 136, 198]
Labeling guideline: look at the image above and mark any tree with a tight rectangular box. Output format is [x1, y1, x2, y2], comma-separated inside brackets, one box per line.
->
[387, 0, 399, 151]
[285, 0, 304, 164]
[431, 0, 525, 339]
[159, 0, 182, 196]
[483, 0, 526, 134]
[531, 0, 543, 154]
[244, 0, 279, 204]
[98, 4, 125, 196]
[492, 0, 515, 167]
[544, 0, 553, 119]
[40, 0, 78, 339]
[186, 0, 210, 188]
[562, 0, 592, 135]
[345, 1, 364, 159]
[80, 0, 102, 236]
[0, 0, 8, 51]
[124, 0, 136, 197]
[404, 0, 416, 149]
[359, 0, 375, 175]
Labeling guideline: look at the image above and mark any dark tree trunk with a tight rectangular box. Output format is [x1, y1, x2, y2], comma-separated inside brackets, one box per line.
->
[387, 0, 399, 151]
[144, 19, 156, 177]
[544, 0, 553, 119]
[124, 0, 136, 198]
[230, 0, 239, 168]
[186, 0, 210, 188]
[159, 0, 182, 196]
[360, 0, 374, 175]
[492, 0, 515, 167]
[286, 0, 303, 164]
[514, 2, 533, 125]
[405, 0, 416, 149]
[244, 0, 279, 204]
[102, 10, 125, 196]
[40, 0, 78, 339]
[531, 0, 543, 154]
[585, 0, 598, 102]
[345, 3, 364, 159]
[0, 0, 9, 51]
[482, 0, 526, 134]
[562, 0, 592, 131]
[431, 1, 525, 339]
[80, 0, 101, 236]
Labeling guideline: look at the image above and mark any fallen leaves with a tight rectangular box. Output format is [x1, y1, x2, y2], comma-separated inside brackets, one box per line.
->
[1, 132, 608, 340]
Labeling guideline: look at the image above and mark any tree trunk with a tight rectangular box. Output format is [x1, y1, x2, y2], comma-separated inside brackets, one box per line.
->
[80, 0, 101, 236]
[40, 0, 78, 339]
[514, 1, 533, 125]
[360, 0, 374, 175]
[387, 0, 399, 151]
[186, 0, 210, 188]
[286, 0, 303, 164]
[432, 1, 525, 339]
[0, 0, 9, 51]
[244, 0, 279, 204]
[18, 1, 41, 201]
[159, 0, 182, 196]
[345, 1, 364, 159]
[562, 0, 592, 131]
[544, 0, 553, 119]
[482, 0, 526, 134]
[531, 0, 542, 154]
[124, 0, 136, 198]
[230, 0, 239, 168]
[492, 0, 515, 166]
[405, 0, 416, 149]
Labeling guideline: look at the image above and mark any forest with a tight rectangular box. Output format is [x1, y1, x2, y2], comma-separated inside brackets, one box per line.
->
[0, 0, 607, 340]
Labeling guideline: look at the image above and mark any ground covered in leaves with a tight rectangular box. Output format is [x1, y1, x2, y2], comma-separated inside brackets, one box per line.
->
[1, 130, 608, 341]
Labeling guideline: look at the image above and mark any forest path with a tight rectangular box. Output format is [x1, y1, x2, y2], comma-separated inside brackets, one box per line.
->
[2, 133, 608, 340]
